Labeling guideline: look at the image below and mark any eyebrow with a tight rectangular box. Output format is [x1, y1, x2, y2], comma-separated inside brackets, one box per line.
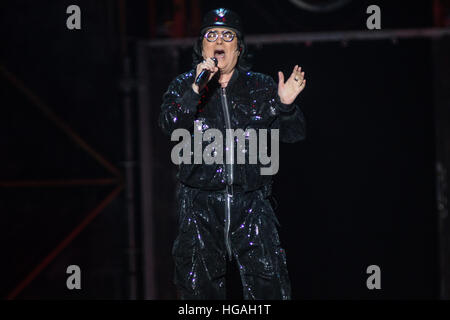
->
[208, 29, 233, 33]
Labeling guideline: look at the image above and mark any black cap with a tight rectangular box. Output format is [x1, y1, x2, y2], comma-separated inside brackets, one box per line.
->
[200, 8, 243, 36]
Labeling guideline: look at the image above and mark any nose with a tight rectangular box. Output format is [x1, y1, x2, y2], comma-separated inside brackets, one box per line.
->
[216, 35, 224, 44]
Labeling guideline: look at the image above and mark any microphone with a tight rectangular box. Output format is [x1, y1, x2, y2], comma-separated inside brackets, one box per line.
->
[195, 57, 218, 89]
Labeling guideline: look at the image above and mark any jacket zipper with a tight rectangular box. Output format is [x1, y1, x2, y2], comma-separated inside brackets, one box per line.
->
[220, 87, 233, 260]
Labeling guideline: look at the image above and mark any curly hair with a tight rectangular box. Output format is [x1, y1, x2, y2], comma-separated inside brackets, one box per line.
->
[191, 29, 252, 72]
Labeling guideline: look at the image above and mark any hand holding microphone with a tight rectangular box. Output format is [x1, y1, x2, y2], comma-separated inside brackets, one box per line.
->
[192, 57, 218, 94]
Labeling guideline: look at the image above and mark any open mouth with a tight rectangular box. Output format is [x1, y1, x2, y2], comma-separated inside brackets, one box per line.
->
[214, 49, 225, 59]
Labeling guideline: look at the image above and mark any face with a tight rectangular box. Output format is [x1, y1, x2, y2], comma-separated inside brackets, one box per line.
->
[201, 27, 240, 73]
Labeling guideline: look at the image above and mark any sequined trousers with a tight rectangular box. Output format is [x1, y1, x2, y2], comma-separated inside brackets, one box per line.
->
[172, 182, 291, 300]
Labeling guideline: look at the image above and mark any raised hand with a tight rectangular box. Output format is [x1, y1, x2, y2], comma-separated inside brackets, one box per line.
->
[277, 65, 306, 105]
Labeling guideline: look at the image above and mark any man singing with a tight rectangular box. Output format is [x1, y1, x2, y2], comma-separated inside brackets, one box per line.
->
[159, 8, 306, 299]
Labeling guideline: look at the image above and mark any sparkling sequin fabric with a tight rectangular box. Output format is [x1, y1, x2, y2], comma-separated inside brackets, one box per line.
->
[159, 68, 306, 300]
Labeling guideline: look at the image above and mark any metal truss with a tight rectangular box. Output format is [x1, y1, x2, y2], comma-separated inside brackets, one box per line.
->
[1, 64, 124, 300]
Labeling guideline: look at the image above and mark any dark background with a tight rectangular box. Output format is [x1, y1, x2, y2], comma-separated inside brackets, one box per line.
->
[1, 0, 448, 299]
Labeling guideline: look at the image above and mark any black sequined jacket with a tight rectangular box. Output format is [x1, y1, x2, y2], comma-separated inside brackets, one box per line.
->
[159, 67, 306, 192]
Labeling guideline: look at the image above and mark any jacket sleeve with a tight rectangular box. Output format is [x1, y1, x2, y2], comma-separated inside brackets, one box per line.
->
[158, 73, 201, 136]
[268, 77, 306, 143]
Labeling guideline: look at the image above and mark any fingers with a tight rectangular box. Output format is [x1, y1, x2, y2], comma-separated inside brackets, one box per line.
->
[287, 65, 304, 83]
[208, 66, 219, 81]
[288, 65, 298, 81]
[293, 66, 303, 81]
[278, 71, 284, 87]
[200, 58, 217, 72]
[196, 58, 219, 84]
[297, 72, 305, 85]
[299, 78, 306, 90]
[291, 65, 306, 89]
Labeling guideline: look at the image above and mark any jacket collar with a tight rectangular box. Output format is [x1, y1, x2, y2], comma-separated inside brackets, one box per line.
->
[226, 67, 240, 90]
[206, 67, 240, 93]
